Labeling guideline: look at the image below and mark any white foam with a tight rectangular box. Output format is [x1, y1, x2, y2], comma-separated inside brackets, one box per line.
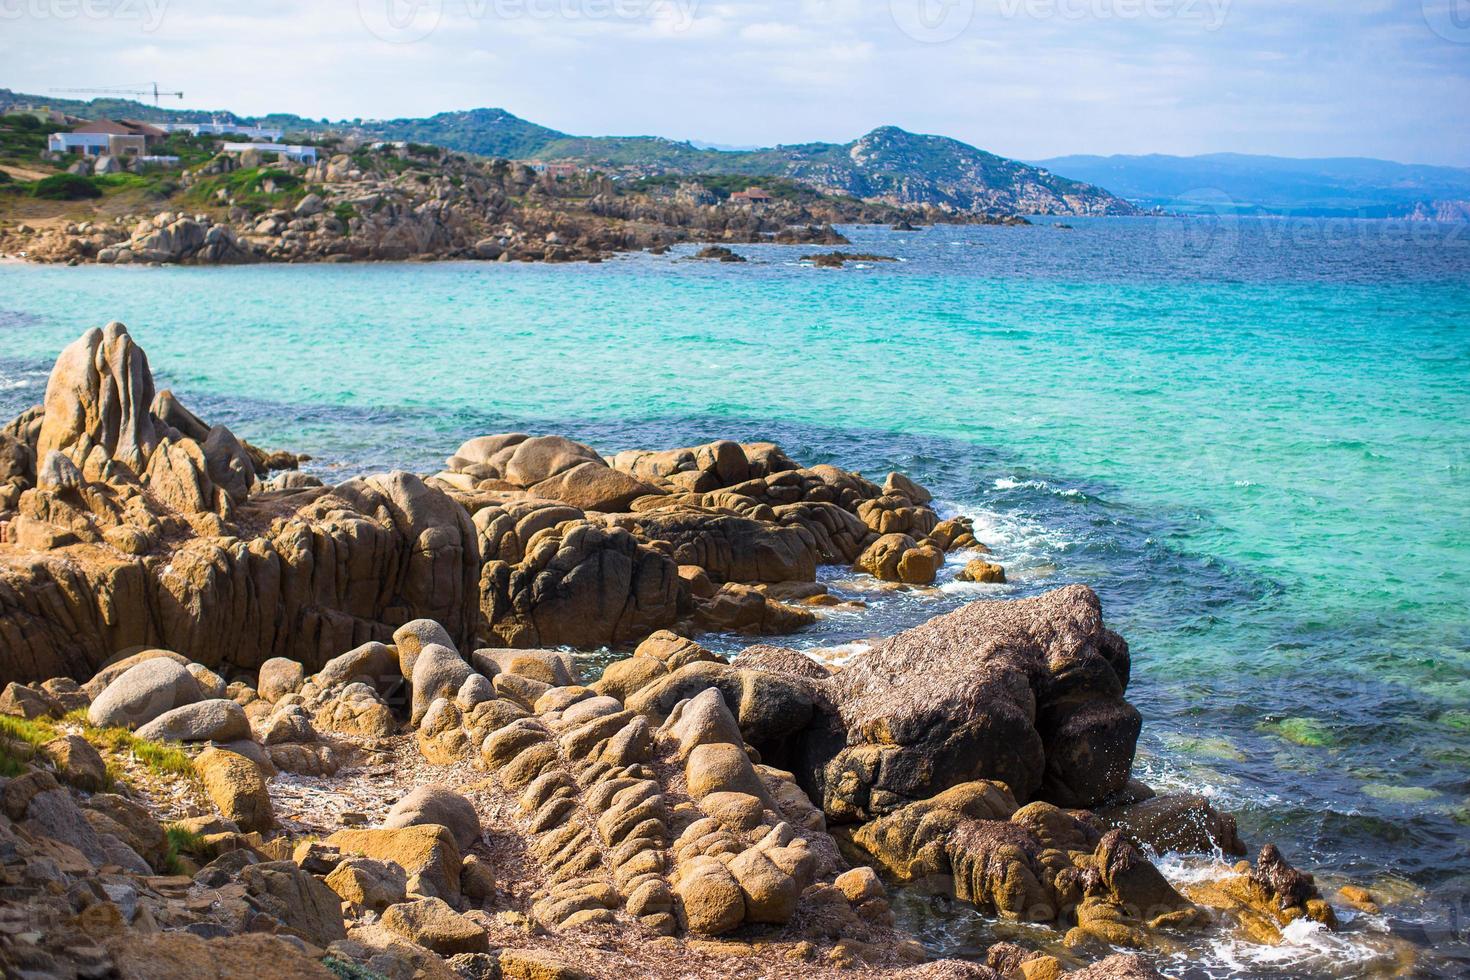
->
[1153, 856, 1396, 976]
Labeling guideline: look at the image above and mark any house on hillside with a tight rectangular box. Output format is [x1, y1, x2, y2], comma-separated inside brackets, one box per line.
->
[118, 119, 166, 145]
[161, 121, 285, 141]
[529, 161, 579, 179]
[47, 118, 163, 158]
[729, 186, 773, 204]
[220, 141, 319, 164]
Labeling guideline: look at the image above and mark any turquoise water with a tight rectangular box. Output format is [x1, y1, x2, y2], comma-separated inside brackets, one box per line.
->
[2, 218, 1468, 974]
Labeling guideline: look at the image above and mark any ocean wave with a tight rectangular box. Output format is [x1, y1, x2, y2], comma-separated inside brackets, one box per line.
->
[991, 476, 1089, 501]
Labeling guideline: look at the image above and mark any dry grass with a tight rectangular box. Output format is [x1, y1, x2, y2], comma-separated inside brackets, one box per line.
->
[2, 709, 197, 788]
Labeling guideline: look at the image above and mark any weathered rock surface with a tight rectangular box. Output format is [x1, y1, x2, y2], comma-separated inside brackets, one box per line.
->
[3, 456, 480, 685]
[792, 584, 1140, 819]
[196, 746, 275, 832]
[88, 658, 203, 729]
[384, 785, 481, 851]
[478, 518, 683, 648]
[0, 327, 1356, 980]
[135, 697, 252, 742]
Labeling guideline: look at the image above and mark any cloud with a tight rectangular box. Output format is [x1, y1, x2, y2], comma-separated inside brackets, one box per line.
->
[1, 0, 1465, 164]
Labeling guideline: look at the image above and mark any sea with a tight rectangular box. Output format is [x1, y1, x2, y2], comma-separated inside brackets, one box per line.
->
[1, 216, 1467, 977]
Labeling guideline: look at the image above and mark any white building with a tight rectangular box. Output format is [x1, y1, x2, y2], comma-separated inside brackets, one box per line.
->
[162, 122, 285, 141]
[48, 132, 111, 155]
[220, 142, 318, 164]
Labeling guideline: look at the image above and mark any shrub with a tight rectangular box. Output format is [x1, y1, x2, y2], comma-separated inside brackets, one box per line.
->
[32, 172, 101, 200]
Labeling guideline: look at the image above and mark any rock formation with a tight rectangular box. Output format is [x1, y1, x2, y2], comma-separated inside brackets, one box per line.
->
[0, 324, 478, 682]
[0, 324, 1379, 978]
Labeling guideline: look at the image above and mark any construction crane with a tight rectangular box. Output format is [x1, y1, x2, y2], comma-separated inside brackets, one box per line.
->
[49, 83, 183, 107]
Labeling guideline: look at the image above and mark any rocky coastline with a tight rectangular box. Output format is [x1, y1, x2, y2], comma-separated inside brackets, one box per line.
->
[0, 145, 1023, 267]
[0, 324, 1395, 979]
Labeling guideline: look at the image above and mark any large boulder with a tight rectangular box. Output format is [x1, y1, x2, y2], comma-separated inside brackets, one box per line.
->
[628, 660, 819, 770]
[256, 656, 305, 703]
[82, 649, 189, 698]
[135, 698, 252, 742]
[854, 533, 943, 585]
[410, 644, 476, 726]
[393, 619, 457, 679]
[381, 897, 489, 955]
[0, 468, 482, 684]
[195, 746, 274, 832]
[326, 825, 462, 903]
[241, 860, 347, 946]
[1099, 793, 1246, 857]
[383, 784, 481, 851]
[87, 658, 203, 729]
[312, 641, 398, 691]
[527, 461, 658, 513]
[2, 324, 483, 684]
[35, 321, 157, 472]
[796, 584, 1140, 820]
[479, 520, 683, 648]
[442, 433, 658, 511]
[608, 511, 819, 584]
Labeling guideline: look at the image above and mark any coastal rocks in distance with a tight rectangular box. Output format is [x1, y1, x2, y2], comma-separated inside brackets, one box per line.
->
[693, 245, 746, 262]
[803, 251, 898, 268]
[3, 143, 994, 268]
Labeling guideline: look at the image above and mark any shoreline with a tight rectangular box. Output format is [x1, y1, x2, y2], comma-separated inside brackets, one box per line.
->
[0, 321, 1427, 980]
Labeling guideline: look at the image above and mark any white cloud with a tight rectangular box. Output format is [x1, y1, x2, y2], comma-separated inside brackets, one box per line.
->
[0, 0, 1465, 163]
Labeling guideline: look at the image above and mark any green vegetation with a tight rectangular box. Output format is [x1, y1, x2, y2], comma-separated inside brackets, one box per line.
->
[359, 107, 564, 159]
[0, 713, 178, 791]
[628, 173, 835, 203]
[157, 132, 222, 169]
[55, 707, 196, 781]
[1360, 782, 1440, 805]
[180, 165, 308, 215]
[0, 114, 66, 166]
[32, 172, 100, 200]
[0, 713, 51, 776]
[323, 956, 389, 980]
[162, 824, 207, 874]
[19, 171, 180, 203]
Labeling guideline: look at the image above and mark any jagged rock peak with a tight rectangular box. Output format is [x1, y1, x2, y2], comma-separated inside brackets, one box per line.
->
[36, 321, 158, 473]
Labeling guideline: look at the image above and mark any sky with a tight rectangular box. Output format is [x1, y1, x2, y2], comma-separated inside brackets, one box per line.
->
[2, 0, 1469, 166]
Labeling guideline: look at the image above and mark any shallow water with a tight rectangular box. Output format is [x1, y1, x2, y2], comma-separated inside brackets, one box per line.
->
[1, 217, 1467, 975]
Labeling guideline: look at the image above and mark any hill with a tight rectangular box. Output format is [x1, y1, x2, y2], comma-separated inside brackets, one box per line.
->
[0, 88, 1133, 216]
[1031, 152, 1470, 219]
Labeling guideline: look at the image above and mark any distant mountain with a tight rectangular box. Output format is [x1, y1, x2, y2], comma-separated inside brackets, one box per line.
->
[357, 108, 567, 160]
[1031, 152, 1470, 219]
[0, 88, 1133, 216]
[358, 119, 1136, 215]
